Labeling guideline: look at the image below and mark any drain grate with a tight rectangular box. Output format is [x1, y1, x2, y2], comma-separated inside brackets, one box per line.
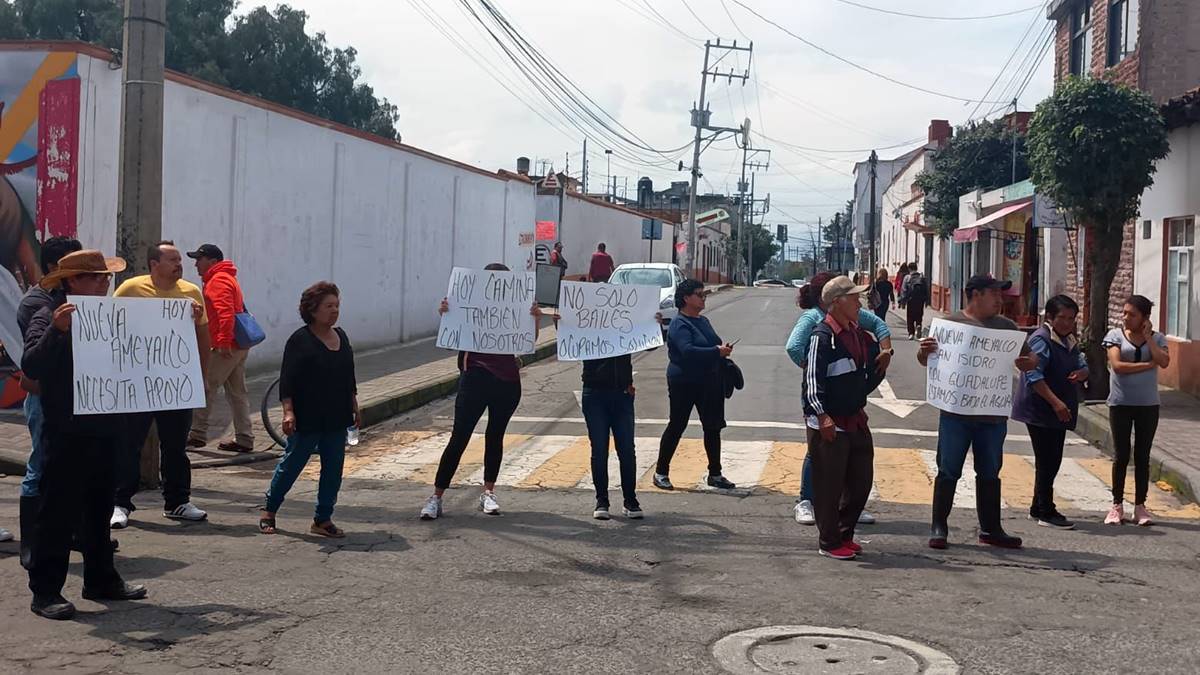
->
[713, 625, 959, 674]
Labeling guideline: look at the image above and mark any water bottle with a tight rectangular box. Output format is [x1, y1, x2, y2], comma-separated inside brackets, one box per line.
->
[346, 426, 360, 446]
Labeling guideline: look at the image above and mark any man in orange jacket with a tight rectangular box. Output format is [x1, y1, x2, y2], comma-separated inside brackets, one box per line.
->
[186, 244, 254, 453]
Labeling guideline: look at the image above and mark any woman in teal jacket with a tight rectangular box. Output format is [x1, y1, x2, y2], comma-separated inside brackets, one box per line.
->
[785, 272, 893, 526]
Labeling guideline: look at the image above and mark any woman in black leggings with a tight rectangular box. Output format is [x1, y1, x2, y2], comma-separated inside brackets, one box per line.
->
[653, 279, 736, 491]
[419, 263, 540, 520]
[1101, 295, 1170, 526]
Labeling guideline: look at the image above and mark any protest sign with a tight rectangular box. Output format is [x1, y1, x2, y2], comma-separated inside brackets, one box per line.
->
[437, 267, 537, 355]
[70, 296, 205, 415]
[925, 318, 1023, 417]
[556, 281, 664, 361]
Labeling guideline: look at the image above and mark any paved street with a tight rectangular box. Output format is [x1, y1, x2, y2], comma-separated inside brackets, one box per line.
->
[3, 288, 1200, 673]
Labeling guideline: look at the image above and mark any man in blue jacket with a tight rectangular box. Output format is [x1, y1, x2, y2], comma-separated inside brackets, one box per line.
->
[802, 276, 885, 560]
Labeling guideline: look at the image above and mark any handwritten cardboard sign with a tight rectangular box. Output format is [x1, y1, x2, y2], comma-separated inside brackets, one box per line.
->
[556, 281, 664, 361]
[437, 267, 537, 355]
[69, 296, 205, 415]
[925, 318, 1023, 417]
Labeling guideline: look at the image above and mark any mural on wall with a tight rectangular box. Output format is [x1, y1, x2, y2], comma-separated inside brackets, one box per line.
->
[0, 50, 80, 377]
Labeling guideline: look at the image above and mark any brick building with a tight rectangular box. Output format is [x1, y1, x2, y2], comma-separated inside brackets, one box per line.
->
[1048, 0, 1200, 330]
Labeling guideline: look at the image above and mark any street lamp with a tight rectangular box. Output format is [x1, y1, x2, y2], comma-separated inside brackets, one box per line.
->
[604, 149, 613, 202]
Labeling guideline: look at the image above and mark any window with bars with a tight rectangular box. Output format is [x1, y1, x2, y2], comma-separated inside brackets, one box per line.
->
[1107, 0, 1139, 66]
[1070, 2, 1093, 76]
[1166, 217, 1194, 338]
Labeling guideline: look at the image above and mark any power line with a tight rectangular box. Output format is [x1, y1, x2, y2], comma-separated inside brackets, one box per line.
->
[829, 0, 1043, 21]
[756, 130, 925, 155]
[679, 0, 719, 35]
[719, 0, 752, 40]
[730, 0, 1011, 104]
[965, 1, 1051, 120]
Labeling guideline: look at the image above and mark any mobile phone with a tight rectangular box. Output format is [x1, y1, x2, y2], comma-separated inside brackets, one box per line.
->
[728, 338, 741, 346]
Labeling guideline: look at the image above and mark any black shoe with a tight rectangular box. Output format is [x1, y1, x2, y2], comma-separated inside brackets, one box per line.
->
[623, 502, 644, 519]
[1036, 510, 1076, 530]
[31, 595, 76, 620]
[652, 473, 674, 490]
[706, 474, 736, 490]
[82, 581, 148, 602]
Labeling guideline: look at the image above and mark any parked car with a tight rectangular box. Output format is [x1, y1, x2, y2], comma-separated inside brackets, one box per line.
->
[791, 278, 807, 288]
[608, 262, 686, 335]
[753, 278, 790, 288]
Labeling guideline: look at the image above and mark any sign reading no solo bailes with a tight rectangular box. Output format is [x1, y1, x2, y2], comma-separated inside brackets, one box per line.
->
[69, 296, 206, 415]
[925, 318, 1024, 417]
[557, 281, 664, 361]
[437, 267, 537, 355]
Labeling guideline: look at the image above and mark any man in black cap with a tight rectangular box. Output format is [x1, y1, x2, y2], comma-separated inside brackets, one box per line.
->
[186, 244, 255, 453]
[917, 274, 1038, 550]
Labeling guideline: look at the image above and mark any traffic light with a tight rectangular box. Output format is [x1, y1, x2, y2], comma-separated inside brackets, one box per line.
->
[776, 224, 787, 242]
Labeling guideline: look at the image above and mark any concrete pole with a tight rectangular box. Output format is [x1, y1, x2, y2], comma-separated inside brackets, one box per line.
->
[117, 0, 167, 487]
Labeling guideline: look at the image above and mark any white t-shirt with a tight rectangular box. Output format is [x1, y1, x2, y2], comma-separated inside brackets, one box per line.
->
[1102, 328, 1168, 406]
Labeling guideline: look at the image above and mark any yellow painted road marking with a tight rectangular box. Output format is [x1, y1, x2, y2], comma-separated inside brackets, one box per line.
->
[518, 436, 594, 489]
[999, 454, 1038, 511]
[873, 447, 932, 505]
[640, 438, 707, 490]
[1074, 457, 1200, 519]
[757, 441, 807, 494]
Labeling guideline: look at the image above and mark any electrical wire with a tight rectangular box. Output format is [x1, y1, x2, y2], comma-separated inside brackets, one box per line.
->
[679, 0, 719, 36]
[829, 0, 1044, 21]
[965, 1, 1051, 120]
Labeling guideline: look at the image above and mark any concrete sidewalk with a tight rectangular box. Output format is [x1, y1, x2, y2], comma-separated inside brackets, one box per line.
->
[0, 327, 558, 475]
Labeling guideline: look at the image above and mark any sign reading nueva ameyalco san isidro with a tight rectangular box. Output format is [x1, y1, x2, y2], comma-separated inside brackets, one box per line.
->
[437, 267, 537, 355]
[924, 318, 1023, 417]
[70, 296, 205, 415]
[556, 281, 663, 361]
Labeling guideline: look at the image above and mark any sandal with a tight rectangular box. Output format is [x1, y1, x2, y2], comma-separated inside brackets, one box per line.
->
[258, 516, 276, 535]
[218, 441, 254, 453]
[310, 521, 345, 538]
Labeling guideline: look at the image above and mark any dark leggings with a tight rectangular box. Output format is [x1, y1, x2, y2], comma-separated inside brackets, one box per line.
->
[1108, 405, 1159, 505]
[656, 377, 725, 476]
[1025, 424, 1067, 513]
[434, 369, 522, 490]
[906, 302, 925, 336]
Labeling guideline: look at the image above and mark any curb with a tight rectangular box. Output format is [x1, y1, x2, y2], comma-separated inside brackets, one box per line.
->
[1075, 402, 1199, 504]
[0, 447, 26, 478]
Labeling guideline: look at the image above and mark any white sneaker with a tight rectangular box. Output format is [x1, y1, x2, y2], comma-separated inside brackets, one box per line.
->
[593, 506, 611, 520]
[858, 510, 877, 524]
[110, 506, 130, 529]
[420, 495, 443, 520]
[0, 527, 12, 542]
[479, 491, 501, 515]
[794, 500, 816, 525]
[164, 502, 207, 522]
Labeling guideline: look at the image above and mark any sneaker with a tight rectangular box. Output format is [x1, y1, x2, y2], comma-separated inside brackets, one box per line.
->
[842, 539, 863, 554]
[1036, 510, 1076, 530]
[31, 594, 76, 621]
[652, 473, 674, 490]
[819, 545, 857, 560]
[793, 500, 816, 525]
[857, 510, 876, 524]
[479, 491, 501, 515]
[908, 333, 915, 341]
[0, 527, 12, 542]
[164, 503, 207, 522]
[593, 506, 611, 520]
[1134, 504, 1154, 527]
[1104, 503, 1124, 525]
[623, 504, 644, 519]
[419, 495, 443, 521]
[706, 474, 736, 490]
[110, 506, 130, 529]
[82, 581, 147, 602]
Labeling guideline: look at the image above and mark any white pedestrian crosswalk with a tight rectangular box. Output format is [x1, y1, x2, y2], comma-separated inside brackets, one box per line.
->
[336, 433, 1200, 519]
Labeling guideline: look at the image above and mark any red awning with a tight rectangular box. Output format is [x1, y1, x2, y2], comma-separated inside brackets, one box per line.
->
[952, 199, 1032, 243]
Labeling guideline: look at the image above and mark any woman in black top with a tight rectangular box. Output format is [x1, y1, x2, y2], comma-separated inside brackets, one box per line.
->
[261, 281, 359, 538]
[872, 268, 894, 321]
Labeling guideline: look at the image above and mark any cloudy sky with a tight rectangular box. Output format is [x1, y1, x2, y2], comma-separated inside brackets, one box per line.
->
[270, 0, 1055, 246]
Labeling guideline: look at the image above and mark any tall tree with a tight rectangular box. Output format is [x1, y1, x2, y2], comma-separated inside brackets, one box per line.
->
[0, 1, 28, 39]
[915, 119, 1030, 237]
[725, 222, 780, 281]
[1027, 77, 1169, 399]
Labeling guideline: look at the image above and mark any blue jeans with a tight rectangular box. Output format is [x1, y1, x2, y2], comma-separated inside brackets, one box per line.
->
[798, 452, 814, 502]
[581, 388, 638, 509]
[935, 414, 1007, 481]
[265, 429, 347, 523]
[22, 394, 44, 498]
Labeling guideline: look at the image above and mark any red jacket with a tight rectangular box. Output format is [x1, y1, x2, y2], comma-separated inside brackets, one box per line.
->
[201, 260, 245, 349]
[588, 251, 615, 282]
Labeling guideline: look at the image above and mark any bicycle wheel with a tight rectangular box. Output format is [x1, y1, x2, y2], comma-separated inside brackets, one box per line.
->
[261, 377, 287, 448]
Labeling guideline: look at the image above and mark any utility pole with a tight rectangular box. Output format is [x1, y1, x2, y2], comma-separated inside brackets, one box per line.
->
[868, 150, 878, 277]
[685, 39, 752, 278]
[1011, 97, 1019, 184]
[736, 140, 770, 285]
[604, 149, 612, 202]
[582, 138, 588, 194]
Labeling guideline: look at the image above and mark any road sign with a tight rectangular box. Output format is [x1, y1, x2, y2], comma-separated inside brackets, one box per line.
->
[696, 208, 730, 227]
[542, 171, 560, 190]
[641, 218, 663, 240]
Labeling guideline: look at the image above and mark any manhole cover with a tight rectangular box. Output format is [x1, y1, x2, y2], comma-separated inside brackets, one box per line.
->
[713, 625, 959, 674]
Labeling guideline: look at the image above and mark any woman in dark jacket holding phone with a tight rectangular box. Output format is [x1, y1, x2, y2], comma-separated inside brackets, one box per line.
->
[653, 279, 736, 491]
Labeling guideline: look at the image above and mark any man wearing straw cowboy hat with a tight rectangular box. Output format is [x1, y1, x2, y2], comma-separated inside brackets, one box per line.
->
[22, 250, 148, 620]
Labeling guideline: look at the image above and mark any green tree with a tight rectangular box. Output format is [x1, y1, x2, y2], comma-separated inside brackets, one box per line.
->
[0, 1, 28, 39]
[915, 119, 1029, 237]
[1027, 76, 1170, 398]
[725, 221, 779, 280]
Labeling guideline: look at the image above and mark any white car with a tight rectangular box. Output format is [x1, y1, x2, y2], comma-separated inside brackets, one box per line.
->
[791, 278, 807, 288]
[608, 262, 686, 334]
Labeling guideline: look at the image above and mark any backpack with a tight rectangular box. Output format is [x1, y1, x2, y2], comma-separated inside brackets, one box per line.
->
[907, 276, 927, 303]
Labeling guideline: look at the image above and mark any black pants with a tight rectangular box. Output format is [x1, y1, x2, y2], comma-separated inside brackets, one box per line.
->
[873, 302, 888, 322]
[1109, 405, 1159, 505]
[906, 302, 925, 336]
[808, 427, 874, 551]
[1025, 424, 1067, 515]
[118, 409, 194, 511]
[28, 430, 121, 598]
[434, 369, 522, 489]
[656, 376, 726, 476]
